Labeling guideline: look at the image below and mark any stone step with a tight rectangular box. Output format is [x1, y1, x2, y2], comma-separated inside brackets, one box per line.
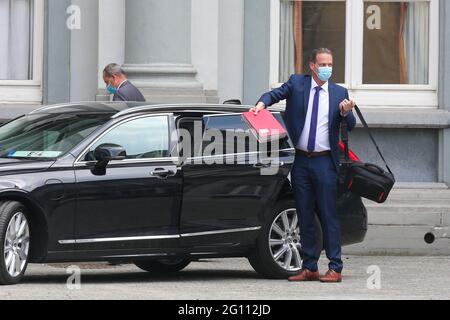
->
[143, 95, 219, 104]
[363, 205, 450, 216]
[139, 87, 207, 96]
[365, 210, 450, 226]
[343, 225, 450, 256]
[364, 199, 450, 207]
[387, 191, 450, 200]
[346, 185, 450, 255]
[393, 182, 449, 190]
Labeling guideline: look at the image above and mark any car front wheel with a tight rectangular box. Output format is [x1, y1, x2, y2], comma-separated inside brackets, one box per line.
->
[0, 202, 31, 285]
[248, 199, 323, 279]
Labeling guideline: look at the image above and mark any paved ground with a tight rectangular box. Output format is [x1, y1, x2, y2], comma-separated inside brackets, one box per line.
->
[1, 256, 449, 300]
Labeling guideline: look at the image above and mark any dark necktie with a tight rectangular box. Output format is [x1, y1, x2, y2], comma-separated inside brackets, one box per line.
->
[307, 86, 322, 152]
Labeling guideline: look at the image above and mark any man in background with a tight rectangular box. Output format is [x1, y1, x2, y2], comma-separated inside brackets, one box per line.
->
[103, 63, 146, 102]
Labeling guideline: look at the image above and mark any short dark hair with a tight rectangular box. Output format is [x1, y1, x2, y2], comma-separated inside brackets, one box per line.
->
[310, 48, 333, 63]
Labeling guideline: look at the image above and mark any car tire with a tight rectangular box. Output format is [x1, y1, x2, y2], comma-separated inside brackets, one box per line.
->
[134, 258, 191, 273]
[0, 201, 31, 286]
[248, 198, 323, 279]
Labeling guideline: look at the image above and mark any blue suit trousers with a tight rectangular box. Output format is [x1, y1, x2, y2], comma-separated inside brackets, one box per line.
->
[291, 154, 343, 273]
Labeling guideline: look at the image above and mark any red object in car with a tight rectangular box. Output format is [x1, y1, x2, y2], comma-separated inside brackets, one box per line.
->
[339, 142, 360, 162]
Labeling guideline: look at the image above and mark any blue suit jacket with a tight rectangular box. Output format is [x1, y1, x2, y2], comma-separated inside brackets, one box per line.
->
[259, 74, 356, 172]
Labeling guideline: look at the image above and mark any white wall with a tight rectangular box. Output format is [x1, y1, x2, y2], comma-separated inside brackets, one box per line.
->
[218, 0, 244, 103]
[191, 0, 245, 103]
[98, 0, 126, 88]
[191, 0, 219, 92]
[70, 0, 99, 101]
[68, 0, 245, 102]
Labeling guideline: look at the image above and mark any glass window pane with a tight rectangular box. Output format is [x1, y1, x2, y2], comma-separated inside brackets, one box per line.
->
[363, 1, 429, 84]
[203, 115, 291, 155]
[279, 0, 346, 83]
[0, 114, 111, 159]
[0, 0, 33, 80]
[91, 116, 170, 160]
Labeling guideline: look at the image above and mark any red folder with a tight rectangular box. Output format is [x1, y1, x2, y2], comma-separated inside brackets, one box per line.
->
[242, 109, 287, 143]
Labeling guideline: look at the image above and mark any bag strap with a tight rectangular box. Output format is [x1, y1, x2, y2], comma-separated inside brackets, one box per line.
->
[340, 115, 350, 162]
[343, 105, 394, 177]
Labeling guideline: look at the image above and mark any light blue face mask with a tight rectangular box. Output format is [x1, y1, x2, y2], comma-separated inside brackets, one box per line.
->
[106, 84, 117, 95]
[316, 66, 333, 82]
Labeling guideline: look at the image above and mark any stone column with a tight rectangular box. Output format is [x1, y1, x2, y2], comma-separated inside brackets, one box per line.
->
[439, 0, 450, 186]
[96, 0, 126, 101]
[122, 0, 217, 103]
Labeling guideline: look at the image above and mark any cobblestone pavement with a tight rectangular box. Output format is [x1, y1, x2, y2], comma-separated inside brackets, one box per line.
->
[1, 256, 449, 300]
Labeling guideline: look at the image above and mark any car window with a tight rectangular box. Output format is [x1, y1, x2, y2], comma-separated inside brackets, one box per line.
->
[85, 116, 170, 161]
[176, 117, 204, 158]
[202, 114, 291, 156]
[0, 114, 111, 160]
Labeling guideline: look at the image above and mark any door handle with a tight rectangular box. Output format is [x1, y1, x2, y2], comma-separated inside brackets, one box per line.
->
[150, 168, 176, 179]
[253, 162, 285, 169]
[253, 163, 272, 169]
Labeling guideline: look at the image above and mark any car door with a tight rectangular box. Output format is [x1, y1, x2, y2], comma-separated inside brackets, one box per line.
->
[179, 112, 295, 248]
[73, 114, 182, 255]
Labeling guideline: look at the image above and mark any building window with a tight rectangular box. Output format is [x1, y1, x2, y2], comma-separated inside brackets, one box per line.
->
[272, 0, 439, 107]
[279, 0, 346, 83]
[0, 0, 44, 103]
[0, 0, 34, 80]
[363, 1, 430, 85]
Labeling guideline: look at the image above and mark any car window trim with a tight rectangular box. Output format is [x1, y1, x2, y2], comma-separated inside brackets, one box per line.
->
[74, 113, 176, 165]
[185, 148, 296, 163]
[200, 112, 294, 158]
[203, 111, 283, 118]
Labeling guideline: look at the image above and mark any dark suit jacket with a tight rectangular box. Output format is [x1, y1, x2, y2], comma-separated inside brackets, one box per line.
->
[258, 74, 356, 172]
[113, 80, 146, 102]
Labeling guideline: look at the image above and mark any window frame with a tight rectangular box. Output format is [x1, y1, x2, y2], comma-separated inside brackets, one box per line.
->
[0, 0, 44, 103]
[75, 114, 178, 165]
[199, 113, 294, 159]
[270, 0, 440, 108]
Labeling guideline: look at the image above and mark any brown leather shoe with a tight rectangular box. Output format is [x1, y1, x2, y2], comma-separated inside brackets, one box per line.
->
[319, 270, 342, 283]
[288, 269, 320, 282]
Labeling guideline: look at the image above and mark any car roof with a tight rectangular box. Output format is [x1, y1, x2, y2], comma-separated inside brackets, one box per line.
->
[30, 101, 149, 115]
[30, 101, 285, 118]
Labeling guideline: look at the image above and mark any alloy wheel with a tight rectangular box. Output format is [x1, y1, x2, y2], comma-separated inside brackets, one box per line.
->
[3, 212, 30, 278]
[268, 209, 302, 272]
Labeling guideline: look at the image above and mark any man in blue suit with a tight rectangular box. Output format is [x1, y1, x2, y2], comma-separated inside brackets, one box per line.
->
[251, 48, 356, 283]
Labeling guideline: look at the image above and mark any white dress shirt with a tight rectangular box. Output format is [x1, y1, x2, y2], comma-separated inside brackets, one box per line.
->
[118, 79, 128, 89]
[297, 79, 331, 152]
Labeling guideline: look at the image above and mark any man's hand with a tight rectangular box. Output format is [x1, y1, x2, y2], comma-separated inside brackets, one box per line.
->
[340, 99, 356, 116]
[249, 102, 266, 115]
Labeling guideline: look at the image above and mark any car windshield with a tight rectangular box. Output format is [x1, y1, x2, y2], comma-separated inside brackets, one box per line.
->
[0, 113, 112, 160]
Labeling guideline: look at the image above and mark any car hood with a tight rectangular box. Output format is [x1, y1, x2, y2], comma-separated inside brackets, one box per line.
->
[0, 158, 55, 175]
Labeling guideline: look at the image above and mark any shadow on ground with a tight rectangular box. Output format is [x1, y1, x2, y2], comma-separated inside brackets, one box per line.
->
[21, 266, 264, 285]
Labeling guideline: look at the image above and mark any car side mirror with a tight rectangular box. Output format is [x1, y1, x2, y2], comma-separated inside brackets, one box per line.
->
[94, 143, 127, 162]
[91, 143, 126, 175]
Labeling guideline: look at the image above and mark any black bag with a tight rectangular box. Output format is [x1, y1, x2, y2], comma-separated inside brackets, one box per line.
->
[341, 106, 395, 203]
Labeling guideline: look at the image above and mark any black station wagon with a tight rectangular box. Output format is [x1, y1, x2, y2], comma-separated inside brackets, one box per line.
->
[0, 102, 367, 285]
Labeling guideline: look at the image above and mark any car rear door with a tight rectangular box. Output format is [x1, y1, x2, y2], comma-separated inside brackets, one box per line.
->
[179, 112, 295, 247]
[72, 114, 182, 255]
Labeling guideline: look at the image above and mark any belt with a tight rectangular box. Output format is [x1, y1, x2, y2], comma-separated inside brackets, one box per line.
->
[296, 149, 331, 158]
